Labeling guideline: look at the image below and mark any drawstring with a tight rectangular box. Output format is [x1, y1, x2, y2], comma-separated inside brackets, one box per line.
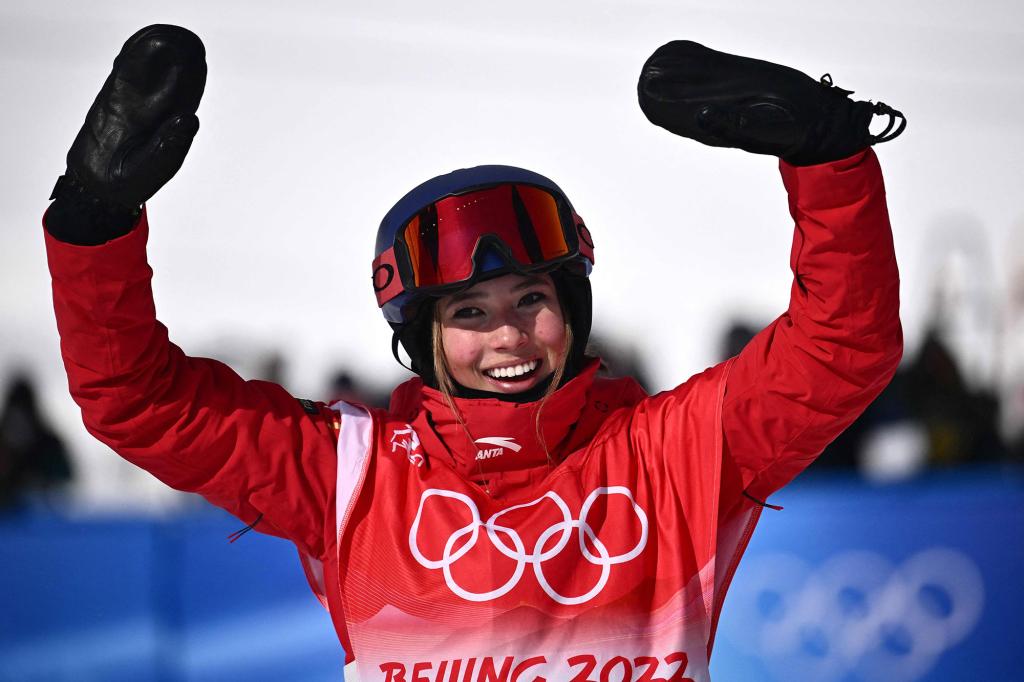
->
[818, 73, 907, 145]
[227, 513, 264, 543]
[869, 101, 907, 143]
[743, 491, 784, 511]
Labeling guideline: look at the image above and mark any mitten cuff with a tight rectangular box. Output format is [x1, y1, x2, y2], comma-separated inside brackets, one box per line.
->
[45, 174, 142, 246]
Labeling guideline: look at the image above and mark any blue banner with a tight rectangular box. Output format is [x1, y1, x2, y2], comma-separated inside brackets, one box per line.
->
[710, 469, 1024, 682]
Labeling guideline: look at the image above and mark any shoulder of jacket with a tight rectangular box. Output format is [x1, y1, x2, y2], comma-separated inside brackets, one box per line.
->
[591, 374, 648, 408]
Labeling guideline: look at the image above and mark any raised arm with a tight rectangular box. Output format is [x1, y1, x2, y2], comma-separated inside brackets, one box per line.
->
[44, 26, 337, 558]
[721, 149, 901, 498]
[638, 41, 904, 500]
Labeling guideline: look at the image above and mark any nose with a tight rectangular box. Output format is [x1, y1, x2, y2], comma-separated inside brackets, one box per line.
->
[491, 313, 529, 351]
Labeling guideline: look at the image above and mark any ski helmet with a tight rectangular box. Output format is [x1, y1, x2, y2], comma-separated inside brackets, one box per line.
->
[372, 165, 595, 386]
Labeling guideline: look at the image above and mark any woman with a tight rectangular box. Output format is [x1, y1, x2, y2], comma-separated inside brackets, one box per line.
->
[44, 26, 903, 682]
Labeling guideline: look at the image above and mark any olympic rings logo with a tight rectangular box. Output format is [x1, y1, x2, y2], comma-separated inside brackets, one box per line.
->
[722, 548, 985, 682]
[409, 487, 648, 605]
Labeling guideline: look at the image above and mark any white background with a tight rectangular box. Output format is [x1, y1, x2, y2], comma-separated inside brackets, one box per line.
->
[2, 0, 1022, 506]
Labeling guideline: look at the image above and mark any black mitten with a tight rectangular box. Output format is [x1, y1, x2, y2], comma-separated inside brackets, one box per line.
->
[637, 40, 905, 166]
[47, 24, 206, 245]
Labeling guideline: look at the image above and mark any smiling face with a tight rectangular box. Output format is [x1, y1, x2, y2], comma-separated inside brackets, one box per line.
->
[436, 273, 569, 394]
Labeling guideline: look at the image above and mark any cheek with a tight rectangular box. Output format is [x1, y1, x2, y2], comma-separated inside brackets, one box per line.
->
[534, 309, 568, 353]
[441, 328, 483, 376]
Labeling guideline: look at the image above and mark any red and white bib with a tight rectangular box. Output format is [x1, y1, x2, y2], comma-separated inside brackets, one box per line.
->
[304, 360, 759, 682]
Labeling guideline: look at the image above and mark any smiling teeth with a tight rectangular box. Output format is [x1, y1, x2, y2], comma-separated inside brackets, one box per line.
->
[486, 360, 539, 379]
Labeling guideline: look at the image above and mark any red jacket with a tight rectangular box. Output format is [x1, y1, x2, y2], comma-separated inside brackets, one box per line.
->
[45, 149, 901, 681]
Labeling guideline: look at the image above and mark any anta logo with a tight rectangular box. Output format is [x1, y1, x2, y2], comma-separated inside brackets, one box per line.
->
[474, 436, 522, 460]
[390, 425, 424, 467]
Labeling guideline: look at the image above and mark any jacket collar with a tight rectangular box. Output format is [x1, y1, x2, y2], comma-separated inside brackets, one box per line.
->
[391, 360, 600, 495]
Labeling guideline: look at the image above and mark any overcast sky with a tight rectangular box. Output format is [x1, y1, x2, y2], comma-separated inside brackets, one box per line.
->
[3, 0, 1022, 505]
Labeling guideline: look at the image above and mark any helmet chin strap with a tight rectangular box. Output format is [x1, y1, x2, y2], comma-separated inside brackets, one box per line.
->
[390, 331, 416, 374]
[389, 304, 437, 387]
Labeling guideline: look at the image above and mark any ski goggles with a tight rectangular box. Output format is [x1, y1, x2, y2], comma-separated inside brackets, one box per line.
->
[373, 183, 594, 310]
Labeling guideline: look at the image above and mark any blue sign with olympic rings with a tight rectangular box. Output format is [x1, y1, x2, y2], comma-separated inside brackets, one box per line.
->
[710, 469, 1023, 682]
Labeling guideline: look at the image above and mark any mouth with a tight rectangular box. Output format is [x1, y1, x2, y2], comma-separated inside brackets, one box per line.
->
[482, 359, 541, 385]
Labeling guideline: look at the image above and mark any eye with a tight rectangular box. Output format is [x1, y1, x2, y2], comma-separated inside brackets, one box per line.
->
[452, 306, 483, 319]
[519, 291, 546, 307]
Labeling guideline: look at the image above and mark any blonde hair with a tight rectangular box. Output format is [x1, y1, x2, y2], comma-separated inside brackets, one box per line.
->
[432, 300, 573, 467]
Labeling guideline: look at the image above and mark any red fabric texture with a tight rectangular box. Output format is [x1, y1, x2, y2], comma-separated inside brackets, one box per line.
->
[43, 148, 901, 673]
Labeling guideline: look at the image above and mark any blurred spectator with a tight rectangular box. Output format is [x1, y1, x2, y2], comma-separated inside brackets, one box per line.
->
[816, 326, 1008, 479]
[327, 369, 389, 408]
[907, 328, 1006, 467]
[587, 332, 655, 394]
[259, 350, 287, 385]
[718, 321, 760, 362]
[0, 374, 74, 508]
[924, 213, 999, 391]
[999, 238, 1024, 462]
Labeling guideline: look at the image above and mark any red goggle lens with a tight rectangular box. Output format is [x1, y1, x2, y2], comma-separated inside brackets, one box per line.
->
[402, 184, 570, 287]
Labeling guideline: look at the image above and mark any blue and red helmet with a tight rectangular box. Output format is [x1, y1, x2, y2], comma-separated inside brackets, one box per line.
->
[373, 165, 595, 384]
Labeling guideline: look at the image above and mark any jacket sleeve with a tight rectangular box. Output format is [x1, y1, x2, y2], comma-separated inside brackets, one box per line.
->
[720, 148, 903, 502]
[44, 210, 338, 559]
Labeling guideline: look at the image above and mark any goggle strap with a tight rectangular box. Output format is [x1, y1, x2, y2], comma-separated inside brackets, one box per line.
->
[574, 210, 595, 265]
[372, 247, 404, 306]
